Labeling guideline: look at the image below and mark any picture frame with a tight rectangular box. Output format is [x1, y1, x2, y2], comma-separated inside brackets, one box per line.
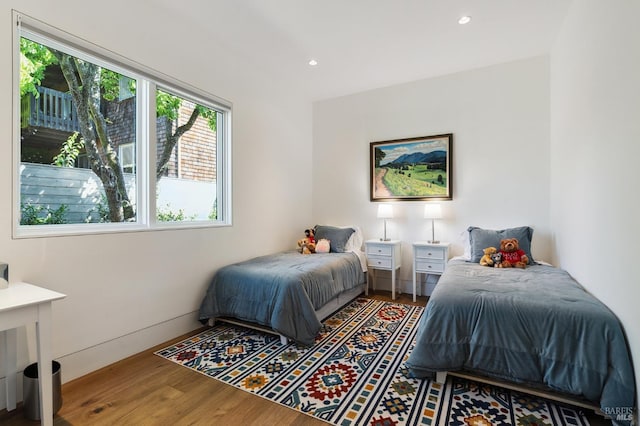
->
[370, 133, 452, 201]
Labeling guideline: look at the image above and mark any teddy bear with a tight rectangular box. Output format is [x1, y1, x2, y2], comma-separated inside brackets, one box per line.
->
[479, 247, 497, 266]
[490, 252, 503, 267]
[297, 228, 316, 254]
[498, 237, 529, 268]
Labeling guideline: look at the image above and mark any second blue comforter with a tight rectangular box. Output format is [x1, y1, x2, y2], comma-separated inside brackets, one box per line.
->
[406, 260, 635, 422]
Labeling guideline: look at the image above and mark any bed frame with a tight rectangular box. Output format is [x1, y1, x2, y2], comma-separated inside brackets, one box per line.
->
[208, 284, 366, 345]
[435, 371, 601, 413]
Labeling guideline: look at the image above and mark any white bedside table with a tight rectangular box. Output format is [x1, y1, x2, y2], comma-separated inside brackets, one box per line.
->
[412, 242, 450, 302]
[365, 239, 402, 300]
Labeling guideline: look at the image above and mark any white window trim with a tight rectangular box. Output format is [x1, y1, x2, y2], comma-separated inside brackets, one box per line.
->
[12, 10, 232, 238]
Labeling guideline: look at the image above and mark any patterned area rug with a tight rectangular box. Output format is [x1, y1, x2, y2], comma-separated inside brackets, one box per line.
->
[155, 298, 590, 425]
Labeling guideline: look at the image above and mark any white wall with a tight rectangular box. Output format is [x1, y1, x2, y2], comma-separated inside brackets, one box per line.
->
[312, 56, 552, 294]
[550, 0, 640, 410]
[0, 0, 313, 404]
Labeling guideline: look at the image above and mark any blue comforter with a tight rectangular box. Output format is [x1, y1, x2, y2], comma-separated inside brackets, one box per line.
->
[198, 251, 365, 346]
[406, 260, 635, 422]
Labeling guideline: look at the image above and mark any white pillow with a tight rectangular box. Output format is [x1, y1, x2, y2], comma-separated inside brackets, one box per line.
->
[459, 228, 471, 260]
[344, 226, 363, 252]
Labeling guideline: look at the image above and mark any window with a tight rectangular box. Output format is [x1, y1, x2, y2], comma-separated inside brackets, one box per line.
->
[13, 12, 231, 237]
[156, 89, 221, 222]
[119, 143, 135, 174]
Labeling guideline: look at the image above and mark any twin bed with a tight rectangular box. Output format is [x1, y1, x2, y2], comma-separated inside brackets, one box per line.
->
[198, 225, 635, 423]
[198, 226, 367, 346]
[406, 259, 635, 421]
[407, 226, 636, 424]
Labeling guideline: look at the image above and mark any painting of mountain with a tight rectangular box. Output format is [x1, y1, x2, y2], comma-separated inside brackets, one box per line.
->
[370, 134, 452, 201]
[388, 150, 447, 167]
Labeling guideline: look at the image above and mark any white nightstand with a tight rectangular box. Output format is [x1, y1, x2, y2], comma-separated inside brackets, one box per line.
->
[412, 242, 450, 302]
[365, 239, 402, 300]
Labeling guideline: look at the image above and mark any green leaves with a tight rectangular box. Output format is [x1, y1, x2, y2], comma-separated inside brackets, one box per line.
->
[100, 69, 121, 102]
[20, 203, 68, 225]
[157, 90, 218, 132]
[196, 104, 217, 132]
[100, 68, 136, 101]
[156, 89, 182, 120]
[52, 132, 84, 167]
[19, 37, 56, 97]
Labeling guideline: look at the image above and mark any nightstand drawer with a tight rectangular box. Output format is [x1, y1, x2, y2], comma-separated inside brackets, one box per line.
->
[366, 245, 393, 257]
[416, 260, 445, 273]
[367, 256, 393, 269]
[415, 246, 445, 260]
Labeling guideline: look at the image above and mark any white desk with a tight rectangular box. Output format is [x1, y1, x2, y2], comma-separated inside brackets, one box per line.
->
[1, 282, 65, 425]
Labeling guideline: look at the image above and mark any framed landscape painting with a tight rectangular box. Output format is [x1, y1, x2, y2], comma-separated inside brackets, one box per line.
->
[370, 133, 452, 201]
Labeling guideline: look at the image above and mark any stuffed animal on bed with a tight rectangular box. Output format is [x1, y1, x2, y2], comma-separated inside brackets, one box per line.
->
[498, 238, 529, 268]
[315, 238, 330, 253]
[490, 252, 503, 267]
[479, 247, 497, 266]
[297, 228, 316, 254]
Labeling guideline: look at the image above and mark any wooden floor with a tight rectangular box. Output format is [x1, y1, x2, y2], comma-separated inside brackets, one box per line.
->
[0, 290, 610, 425]
[0, 291, 425, 426]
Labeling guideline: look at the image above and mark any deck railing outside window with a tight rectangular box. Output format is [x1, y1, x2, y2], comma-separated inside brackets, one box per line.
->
[26, 86, 79, 132]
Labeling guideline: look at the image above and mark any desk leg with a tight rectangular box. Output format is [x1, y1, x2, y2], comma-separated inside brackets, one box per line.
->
[7, 328, 17, 411]
[1, 330, 5, 409]
[36, 302, 54, 426]
[2, 329, 17, 411]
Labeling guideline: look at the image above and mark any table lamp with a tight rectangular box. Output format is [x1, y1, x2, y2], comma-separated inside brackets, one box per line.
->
[423, 203, 442, 244]
[377, 204, 393, 241]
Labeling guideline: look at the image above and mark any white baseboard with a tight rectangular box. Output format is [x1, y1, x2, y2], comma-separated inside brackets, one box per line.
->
[57, 311, 201, 383]
[0, 311, 201, 411]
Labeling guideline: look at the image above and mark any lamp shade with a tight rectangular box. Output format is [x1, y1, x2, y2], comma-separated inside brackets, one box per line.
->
[377, 204, 394, 219]
[423, 203, 442, 219]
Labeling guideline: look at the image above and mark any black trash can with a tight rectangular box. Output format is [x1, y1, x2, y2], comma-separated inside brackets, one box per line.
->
[22, 361, 62, 421]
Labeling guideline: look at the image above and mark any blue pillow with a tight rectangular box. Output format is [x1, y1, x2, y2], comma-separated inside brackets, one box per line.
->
[468, 226, 535, 264]
[314, 225, 355, 253]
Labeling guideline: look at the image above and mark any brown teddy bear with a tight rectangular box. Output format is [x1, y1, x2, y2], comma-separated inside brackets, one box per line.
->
[297, 228, 316, 254]
[479, 247, 497, 266]
[498, 238, 529, 268]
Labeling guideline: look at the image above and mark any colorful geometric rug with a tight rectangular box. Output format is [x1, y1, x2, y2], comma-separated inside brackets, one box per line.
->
[155, 298, 590, 425]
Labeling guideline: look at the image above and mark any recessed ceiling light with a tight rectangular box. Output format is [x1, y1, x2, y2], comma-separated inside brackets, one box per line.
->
[308, 59, 318, 66]
[458, 15, 472, 25]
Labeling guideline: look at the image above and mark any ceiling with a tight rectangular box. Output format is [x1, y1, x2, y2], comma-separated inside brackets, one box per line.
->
[158, 0, 572, 101]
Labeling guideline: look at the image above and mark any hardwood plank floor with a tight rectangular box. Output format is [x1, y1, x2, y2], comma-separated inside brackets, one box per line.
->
[0, 291, 425, 426]
[0, 290, 609, 425]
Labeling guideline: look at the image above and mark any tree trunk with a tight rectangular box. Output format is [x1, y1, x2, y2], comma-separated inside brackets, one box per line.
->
[156, 108, 200, 181]
[54, 52, 134, 222]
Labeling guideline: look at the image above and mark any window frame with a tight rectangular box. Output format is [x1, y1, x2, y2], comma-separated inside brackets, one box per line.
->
[12, 11, 232, 238]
